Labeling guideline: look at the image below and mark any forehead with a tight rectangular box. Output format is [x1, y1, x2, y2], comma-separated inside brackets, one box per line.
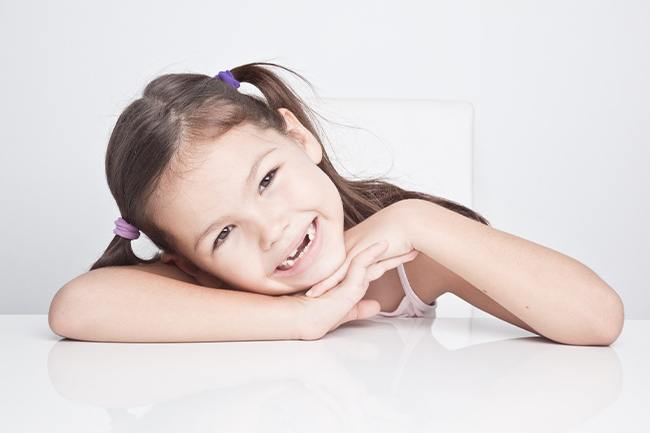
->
[166, 124, 277, 191]
[153, 124, 282, 235]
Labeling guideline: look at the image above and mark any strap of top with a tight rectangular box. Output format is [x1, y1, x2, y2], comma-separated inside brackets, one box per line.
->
[397, 263, 438, 314]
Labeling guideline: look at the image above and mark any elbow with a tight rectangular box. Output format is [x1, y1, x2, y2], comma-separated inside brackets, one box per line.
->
[48, 284, 81, 339]
[48, 304, 66, 339]
[549, 290, 625, 346]
[593, 291, 625, 346]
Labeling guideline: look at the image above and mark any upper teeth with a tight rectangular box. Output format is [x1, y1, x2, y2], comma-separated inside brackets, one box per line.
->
[282, 220, 316, 265]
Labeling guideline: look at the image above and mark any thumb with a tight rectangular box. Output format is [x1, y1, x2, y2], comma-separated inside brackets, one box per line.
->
[329, 300, 381, 334]
[347, 299, 381, 322]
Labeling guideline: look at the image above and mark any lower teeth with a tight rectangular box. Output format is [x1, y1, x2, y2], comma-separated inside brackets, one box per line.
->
[278, 238, 312, 270]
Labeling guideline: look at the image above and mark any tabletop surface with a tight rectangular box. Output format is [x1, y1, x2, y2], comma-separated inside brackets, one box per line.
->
[2, 315, 647, 433]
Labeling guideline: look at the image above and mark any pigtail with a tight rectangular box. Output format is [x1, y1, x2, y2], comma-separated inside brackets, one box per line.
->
[90, 61, 489, 274]
[230, 62, 324, 138]
[89, 231, 156, 271]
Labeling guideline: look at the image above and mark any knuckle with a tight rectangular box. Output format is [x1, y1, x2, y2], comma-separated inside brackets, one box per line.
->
[351, 253, 370, 267]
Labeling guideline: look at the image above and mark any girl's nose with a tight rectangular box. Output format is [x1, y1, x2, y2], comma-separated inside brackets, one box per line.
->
[260, 217, 289, 251]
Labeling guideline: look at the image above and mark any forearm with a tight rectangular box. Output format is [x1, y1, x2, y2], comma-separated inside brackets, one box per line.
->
[406, 199, 624, 343]
[49, 267, 303, 343]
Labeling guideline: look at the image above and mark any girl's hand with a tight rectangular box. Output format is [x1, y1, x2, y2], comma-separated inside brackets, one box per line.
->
[306, 199, 418, 297]
[290, 240, 419, 340]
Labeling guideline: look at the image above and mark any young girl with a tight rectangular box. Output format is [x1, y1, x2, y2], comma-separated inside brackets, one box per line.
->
[48, 62, 624, 345]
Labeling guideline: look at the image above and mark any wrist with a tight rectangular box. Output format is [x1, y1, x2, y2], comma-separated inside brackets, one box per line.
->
[279, 294, 318, 340]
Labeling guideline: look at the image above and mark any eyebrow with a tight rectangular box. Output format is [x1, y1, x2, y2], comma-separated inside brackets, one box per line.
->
[194, 147, 278, 252]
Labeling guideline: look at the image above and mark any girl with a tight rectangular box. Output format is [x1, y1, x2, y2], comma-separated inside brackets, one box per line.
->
[48, 62, 624, 345]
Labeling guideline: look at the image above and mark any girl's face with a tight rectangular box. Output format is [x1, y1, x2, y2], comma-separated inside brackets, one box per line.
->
[151, 108, 347, 295]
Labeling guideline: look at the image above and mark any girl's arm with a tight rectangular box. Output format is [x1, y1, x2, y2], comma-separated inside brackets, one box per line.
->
[48, 262, 303, 343]
[404, 199, 624, 346]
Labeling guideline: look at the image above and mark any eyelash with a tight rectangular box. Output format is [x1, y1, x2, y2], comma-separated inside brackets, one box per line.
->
[212, 166, 280, 251]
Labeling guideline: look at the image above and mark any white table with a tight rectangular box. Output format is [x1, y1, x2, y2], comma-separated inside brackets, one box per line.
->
[2, 315, 648, 432]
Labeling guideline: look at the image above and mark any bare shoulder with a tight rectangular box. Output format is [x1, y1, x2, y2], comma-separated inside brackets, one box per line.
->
[364, 267, 405, 312]
[364, 252, 452, 311]
[402, 251, 454, 304]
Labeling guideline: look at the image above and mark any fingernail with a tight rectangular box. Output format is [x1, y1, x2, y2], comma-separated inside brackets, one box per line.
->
[305, 290, 313, 297]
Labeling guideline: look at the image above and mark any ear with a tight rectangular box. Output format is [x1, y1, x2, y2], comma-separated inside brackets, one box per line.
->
[160, 251, 230, 289]
[160, 251, 201, 280]
[277, 107, 322, 164]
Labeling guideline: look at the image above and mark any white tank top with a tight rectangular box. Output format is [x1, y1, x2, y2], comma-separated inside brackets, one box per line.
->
[375, 263, 437, 318]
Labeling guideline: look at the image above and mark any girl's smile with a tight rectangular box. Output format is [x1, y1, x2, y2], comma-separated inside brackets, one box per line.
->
[149, 115, 347, 296]
[273, 215, 323, 278]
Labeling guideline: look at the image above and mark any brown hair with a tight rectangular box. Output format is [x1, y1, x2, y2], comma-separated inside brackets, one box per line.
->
[89, 61, 490, 272]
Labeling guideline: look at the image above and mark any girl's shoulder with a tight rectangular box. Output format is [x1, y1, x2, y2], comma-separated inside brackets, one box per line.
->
[364, 267, 406, 312]
[398, 251, 454, 303]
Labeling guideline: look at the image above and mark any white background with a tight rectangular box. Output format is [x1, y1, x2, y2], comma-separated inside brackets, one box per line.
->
[1, 0, 648, 317]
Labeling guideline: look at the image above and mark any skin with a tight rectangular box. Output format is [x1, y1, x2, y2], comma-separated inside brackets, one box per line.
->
[142, 109, 624, 344]
[150, 108, 348, 296]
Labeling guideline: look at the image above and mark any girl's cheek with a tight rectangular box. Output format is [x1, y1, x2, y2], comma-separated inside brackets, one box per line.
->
[276, 178, 302, 202]
[284, 172, 313, 201]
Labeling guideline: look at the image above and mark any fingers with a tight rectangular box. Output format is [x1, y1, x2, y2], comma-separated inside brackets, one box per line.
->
[307, 246, 418, 298]
[365, 249, 419, 282]
[306, 256, 351, 297]
[306, 241, 387, 298]
[319, 245, 417, 337]
[332, 241, 389, 305]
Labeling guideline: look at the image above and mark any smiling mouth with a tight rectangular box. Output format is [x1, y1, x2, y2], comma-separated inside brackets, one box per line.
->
[276, 218, 317, 271]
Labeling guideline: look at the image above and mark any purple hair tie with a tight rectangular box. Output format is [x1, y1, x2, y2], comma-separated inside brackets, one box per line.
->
[114, 217, 140, 240]
[216, 70, 240, 89]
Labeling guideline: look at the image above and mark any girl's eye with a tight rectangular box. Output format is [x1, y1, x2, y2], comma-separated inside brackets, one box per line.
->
[212, 225, 234, 251]
[212, 167, 280, 251]
[258, 167, 278, 194]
